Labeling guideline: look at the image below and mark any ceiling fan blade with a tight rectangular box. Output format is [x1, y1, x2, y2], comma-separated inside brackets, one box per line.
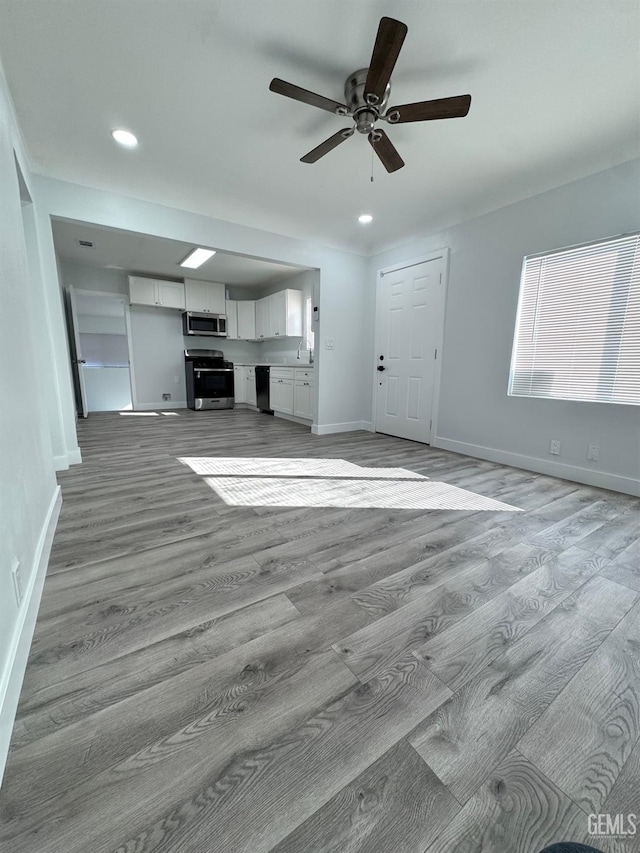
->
[300, 128, 354, 163]
[385, 94, 472, 123]
[269, 78, 349, 115]
[364, 17, 408, 106]
[368, 129, 404, 173]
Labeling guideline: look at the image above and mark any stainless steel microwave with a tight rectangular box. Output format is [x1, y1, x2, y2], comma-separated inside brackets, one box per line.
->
[182, 311, 227, 337]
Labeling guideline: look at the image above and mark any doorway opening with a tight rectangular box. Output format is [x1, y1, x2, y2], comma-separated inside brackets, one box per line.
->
[64, 289, 133, 414]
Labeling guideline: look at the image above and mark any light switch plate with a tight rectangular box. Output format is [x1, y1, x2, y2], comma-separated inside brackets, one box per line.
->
[325, 338, 334, 350]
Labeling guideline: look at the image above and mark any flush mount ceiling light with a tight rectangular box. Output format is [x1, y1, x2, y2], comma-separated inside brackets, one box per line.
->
[179, 247, 216, 269]
[111, 129, 138, 148]
[358, 214, 373, 224]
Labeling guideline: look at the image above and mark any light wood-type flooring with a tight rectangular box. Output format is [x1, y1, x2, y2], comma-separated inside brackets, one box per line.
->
[2, 409, 640, 853]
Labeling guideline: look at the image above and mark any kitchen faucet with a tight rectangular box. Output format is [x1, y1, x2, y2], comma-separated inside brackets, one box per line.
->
[297, 339, 314, 364]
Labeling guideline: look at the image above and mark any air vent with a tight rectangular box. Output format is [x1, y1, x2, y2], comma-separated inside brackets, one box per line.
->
[77, 239, 95, 249]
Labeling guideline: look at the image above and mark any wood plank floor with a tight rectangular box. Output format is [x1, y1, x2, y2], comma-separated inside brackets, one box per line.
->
[2, 409, 640, 853]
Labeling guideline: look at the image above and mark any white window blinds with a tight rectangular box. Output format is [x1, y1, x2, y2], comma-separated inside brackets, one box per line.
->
[508, 233, 640, 406]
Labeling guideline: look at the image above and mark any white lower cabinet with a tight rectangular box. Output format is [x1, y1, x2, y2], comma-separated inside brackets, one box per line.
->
[233, 366, 245, 403]
[293, 368, 314, 419]
[293, 380, 313, 419]
[270, 379, 293, 414]
[270, 367, 294, 414]
[244, 366, 257, 407]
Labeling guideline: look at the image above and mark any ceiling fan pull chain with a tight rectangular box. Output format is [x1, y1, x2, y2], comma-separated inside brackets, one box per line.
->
[371, 145, 375, 182]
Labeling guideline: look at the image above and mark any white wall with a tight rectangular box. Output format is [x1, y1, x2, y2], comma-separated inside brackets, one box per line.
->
[0, 63, 61, 783]
[369, 159, 640, 495]
[314, 249, 371, 433]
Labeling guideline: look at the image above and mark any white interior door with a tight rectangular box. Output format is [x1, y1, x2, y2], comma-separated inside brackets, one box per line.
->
[374, 255, 447, 443]
[64, 287, 88, 418]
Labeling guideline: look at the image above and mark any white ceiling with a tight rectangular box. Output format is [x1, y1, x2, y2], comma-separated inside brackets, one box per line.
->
[52, 219, 307, 287]
[1, 1, 638, 254]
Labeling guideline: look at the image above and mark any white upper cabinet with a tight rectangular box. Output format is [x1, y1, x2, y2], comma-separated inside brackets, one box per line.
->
[268, 290, 286, 337]
[184, 279, 225, 314]
[129, 276, 185, 310]
[225, 299, 238, 339]
[255, 297, 269, 340]
[236, 300, 256, 339]
[225, 289, 303, 340]
[268, 289, 302, 338]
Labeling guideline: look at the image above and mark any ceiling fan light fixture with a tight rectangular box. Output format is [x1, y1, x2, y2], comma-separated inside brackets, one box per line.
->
[179, 248, 216, 269]
[358, 214, 373, 224]
[111, 129, 138, 148]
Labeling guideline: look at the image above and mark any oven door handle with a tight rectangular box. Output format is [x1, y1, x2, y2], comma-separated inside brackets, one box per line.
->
[194, 368, 234, 372]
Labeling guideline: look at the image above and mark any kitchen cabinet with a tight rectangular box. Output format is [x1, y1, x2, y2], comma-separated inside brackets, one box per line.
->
[236, 300, 256, 339]
[233, 366, 245, 403]
[225, 299, 238, 339]
[268, 291, 286, 337]
[270, 289, 302, 338]
[231, 290, 303, 340]
[270, 367, 294, 414]
[244, 366, 257, 407]
[293, 367, 314, 420]
[255, 297, 269, 340]
[184, 279, 225, 314]
[129, 276, 185, 310]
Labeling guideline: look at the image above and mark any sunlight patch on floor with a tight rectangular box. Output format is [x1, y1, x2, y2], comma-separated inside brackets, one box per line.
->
[119, 411, 159, 416]
[203, 476, 521, 511]
[179, 457, 426, 479]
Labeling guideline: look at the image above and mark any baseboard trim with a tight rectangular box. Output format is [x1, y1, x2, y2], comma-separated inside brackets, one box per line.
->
[0, 486, 62, 786]
[433, 436, 640, 497]
[53, 446, 82, 471]
[275, 411, 312, 427]
[312, 421, 374, 436]
[135, 402, 188, 411]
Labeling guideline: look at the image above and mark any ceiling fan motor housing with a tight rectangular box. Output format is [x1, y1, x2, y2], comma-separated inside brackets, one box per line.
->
[344, 68, 390, 133]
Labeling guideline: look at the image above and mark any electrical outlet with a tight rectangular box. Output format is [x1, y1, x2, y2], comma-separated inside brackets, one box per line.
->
[11, 558, 23, 606]
[174, 375, 180, 384]
[325, 337, 334, 350]
[549, 439, 561, 455]
[162, 393, 171, 401]
[587, 444, 600, 461]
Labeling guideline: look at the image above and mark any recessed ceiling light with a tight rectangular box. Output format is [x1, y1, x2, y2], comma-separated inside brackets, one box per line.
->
[179, 247, 216, 269]
[358, 214, 373, 224]
[112, 129, 138, 148]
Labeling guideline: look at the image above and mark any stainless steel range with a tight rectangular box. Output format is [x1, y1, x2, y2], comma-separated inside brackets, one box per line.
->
[184, 349, 234, 410]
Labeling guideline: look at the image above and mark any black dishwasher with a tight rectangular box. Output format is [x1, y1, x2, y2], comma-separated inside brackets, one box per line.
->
[255, 366, 273, 415]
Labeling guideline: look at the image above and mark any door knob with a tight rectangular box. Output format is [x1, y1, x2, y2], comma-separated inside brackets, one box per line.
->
[377, 365, 385, 372]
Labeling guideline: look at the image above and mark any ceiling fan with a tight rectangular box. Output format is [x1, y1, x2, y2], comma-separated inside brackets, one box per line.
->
[269, 16, 471, 173]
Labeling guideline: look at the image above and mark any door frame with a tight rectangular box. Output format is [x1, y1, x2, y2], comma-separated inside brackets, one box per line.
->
[372, 248, 450, 445]
[73, 288, 138, 411]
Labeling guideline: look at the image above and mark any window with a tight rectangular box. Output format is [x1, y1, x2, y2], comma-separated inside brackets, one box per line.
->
[305, 296, 315, 351]
[508, 233, 640, 405]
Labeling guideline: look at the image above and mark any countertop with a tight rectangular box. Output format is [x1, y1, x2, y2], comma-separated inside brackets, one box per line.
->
[232, 362, 314, 368]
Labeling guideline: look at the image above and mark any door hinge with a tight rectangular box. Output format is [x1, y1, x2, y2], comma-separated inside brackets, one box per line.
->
[439, 273, 442, 283]
[434, 348, 437, 359]
[429, 419, 432, 430]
